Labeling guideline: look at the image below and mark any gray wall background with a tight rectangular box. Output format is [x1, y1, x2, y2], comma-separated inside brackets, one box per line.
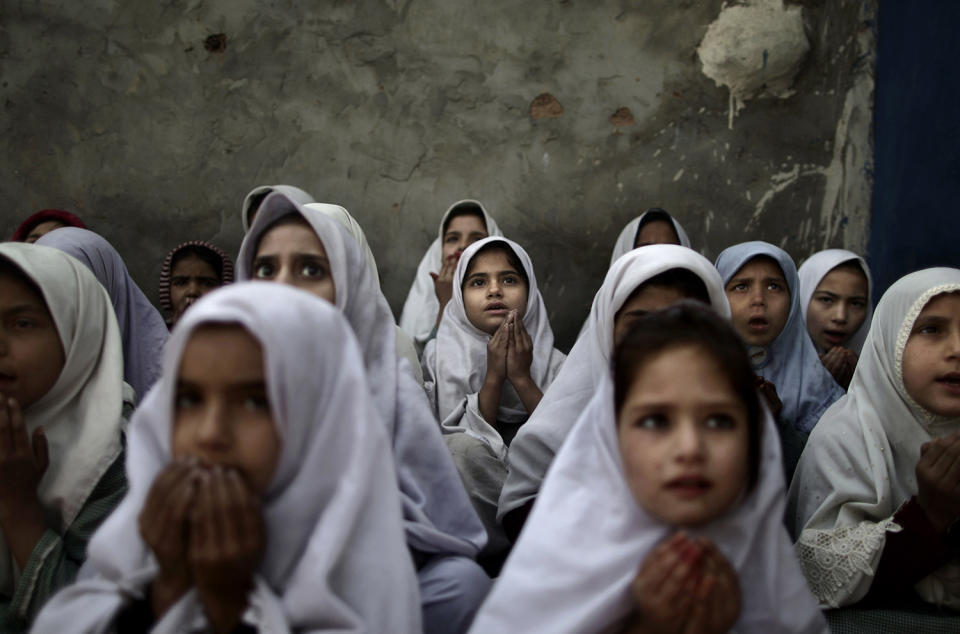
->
[1, 0, 875, 350]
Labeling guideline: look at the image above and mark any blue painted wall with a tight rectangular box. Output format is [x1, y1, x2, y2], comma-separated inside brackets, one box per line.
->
[869, 1, 960, 300]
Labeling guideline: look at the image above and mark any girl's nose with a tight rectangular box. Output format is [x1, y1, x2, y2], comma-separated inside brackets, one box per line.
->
[673, 420, 705, 462]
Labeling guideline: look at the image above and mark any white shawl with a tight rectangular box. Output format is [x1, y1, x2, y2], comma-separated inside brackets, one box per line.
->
[471, 379, 827, 634]
[36, 227, 169, 401]
[421, 237, 566, 461]
[32, 283, 422, 633]
[237, 193, 487, 558]
[788, 267, 960, 608]
[0, 244, 124, 600]
[499, 245, 729, 520]
[240, 184, 315, 233]
[608, 209, 692, 267]
[303, 202, 423, 385]
[798, 249, 874, 355]
[398, 200, 503, 350]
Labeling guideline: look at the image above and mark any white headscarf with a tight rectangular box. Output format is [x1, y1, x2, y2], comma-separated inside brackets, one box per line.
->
[472, 378, 827, 634]
[237, 193, 487, 557]
[715, 242, 845, 433]
[798, 249, 874, 355]
[499, 245, 729, 520]
[303, 202, 423, 385]
[788, 267, 960, 609]
[240, 184, 315, 233]
[0, 243, 125, 598]
[399, 200, 503, 349]
[609, 208, 692, 267]
[421, 237, 566, 461]
[33, 283, 422, 633]
[36, 227, 168, 400]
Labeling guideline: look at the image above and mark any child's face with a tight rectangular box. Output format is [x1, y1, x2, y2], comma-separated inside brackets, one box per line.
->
[253, 221, 336, 304]
[172, 325, 281, 495]
[169, 255, 220, 323]
[618, 344, 750, 527]
[442, 214, 488, 265]
[463, 250, 528, 335]
[634, 220, 680, 248]
[724, 256, 790, 347]
[25, 220, 67, 244]
[0, 271, 65, 408]
[806, 266, 869, 354]
[902, 292, 960, 417]
[614, 285, 690, 345]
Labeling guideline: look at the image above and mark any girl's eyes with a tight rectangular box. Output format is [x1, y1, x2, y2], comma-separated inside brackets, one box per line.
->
[175, 391, 200, 409]
[253, 262, 275, 278]
[767, 282, 784, 292]
[243, 394, 271, 412]
[704, 415, 736, 430]
[469, 278, 486, 287]
[851, 300, 867, 309]
[502, 275, 518, 285]
[916, 324, 940, 335]
[816, 295, 833, 305]
[730, 282, 748, 292]
[13, 318, 37, 329]
[300, 262, 325, 278]
[635, 415, 668, 430]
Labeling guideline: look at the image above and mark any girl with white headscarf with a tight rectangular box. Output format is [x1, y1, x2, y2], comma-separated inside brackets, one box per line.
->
[0, 244, 129, 631]
[36, 227, 168, 401]
[237, 193, 490, 634]
[500, 245, 729, 540]
[789, 268, 960, 615]
[798, 249, 873, 390]
[399, 200, 503, 352]
[303, 202, 423, 385]
[421, 237, 565, 567]
[471, 304, 827, 634]
[608, 207, 692, 267]
[33, 283, 421, 633]
[715, 242, 845, 436]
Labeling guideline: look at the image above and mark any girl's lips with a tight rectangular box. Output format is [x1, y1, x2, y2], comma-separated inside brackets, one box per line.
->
[823, 329, 847, 344]
[485, 303, 508, 312]
[748, 317, 769, 332]
[665, 476, 712, 498]
[936, 373, 960, 394]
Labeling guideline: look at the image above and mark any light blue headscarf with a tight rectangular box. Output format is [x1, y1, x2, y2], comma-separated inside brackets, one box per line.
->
[715, 241, 844, 433]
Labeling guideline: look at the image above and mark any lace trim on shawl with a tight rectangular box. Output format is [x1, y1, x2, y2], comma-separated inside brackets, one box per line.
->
[895, 283, 960, 427]
[795, 519, 901, 607]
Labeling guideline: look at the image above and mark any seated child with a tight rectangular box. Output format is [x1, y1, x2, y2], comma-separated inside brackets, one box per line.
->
[469, 303, 827, 634]
[0, 243, 129, 631]
[421, 237, 565, 567]
[798, 249, 873, 390]
[33, 283, 421, 632]
[400, 200, 503, 352]
[608, 207, 691, 266]
[9, 209, 86, 243]
[715, 242, 844, 439]
[36, 227, 168, 400]
[500, 245, 728, 542]
[790, 267, 960, 611]
[158, 241, 234, 328]
[237, 193, 490, 634]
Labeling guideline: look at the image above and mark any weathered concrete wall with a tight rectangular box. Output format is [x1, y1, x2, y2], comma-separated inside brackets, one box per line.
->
[0, 0, 875, 349]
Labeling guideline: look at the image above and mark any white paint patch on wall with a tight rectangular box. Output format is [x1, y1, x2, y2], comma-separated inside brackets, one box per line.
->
[698, 0, 810, 129]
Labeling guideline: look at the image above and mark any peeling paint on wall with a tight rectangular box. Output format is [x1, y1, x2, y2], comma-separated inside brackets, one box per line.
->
[698, 0, 810, 128]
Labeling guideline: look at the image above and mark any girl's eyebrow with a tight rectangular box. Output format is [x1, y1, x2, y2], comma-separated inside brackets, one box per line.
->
[1, 303, 45, 317]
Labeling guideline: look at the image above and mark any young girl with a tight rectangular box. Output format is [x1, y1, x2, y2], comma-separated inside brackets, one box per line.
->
[715, 241, 844, 435]
[399, 200, 503, 352]
[36, 227, 169, 400]
[790, 267, 960, 614]
[608, 207, 691, 266]
[798, 249, 873, 390]
[237, 193, 490, 634]
[469, 304, 827, 634]
[240, 184, 315, 232]
[33, 283, 422, 632]
[500, 245, 729, 541]
[158, 241, 234, 328]
[0, 243, 129, 631]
